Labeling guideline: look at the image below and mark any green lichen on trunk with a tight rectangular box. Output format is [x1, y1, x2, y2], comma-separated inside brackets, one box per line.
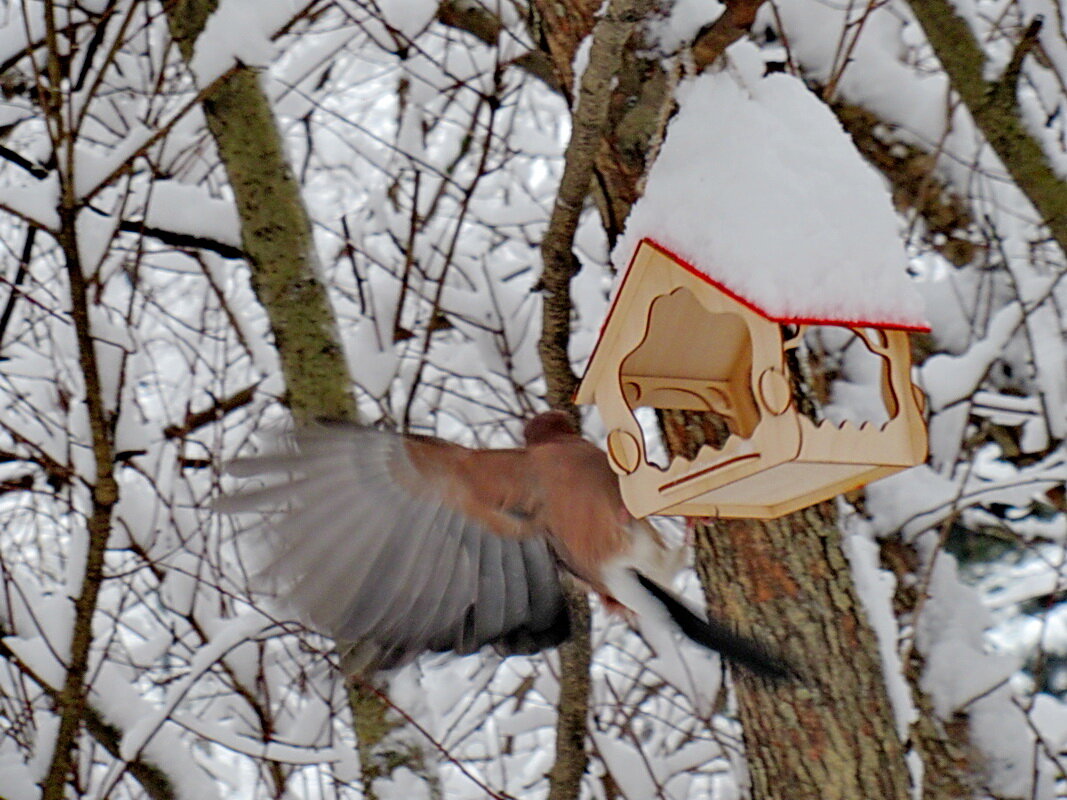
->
[165, 1, 354, 424]
[162, 5, 429, 798]
[906, 0, 1067, 259]
[348, 681, 441, 800]
[197, 71, 353, 423]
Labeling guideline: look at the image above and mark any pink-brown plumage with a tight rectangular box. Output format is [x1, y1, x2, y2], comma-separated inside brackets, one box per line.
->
[220, 411, 792, 679]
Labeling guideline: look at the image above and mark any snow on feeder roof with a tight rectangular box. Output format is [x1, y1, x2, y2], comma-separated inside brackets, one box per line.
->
[577, 47, 929, 519]
[613, 43, 929, 332]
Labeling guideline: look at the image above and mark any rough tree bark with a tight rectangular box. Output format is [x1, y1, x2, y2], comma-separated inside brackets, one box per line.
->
[694, 513, 910, 798]
[660, 415, 912, 800]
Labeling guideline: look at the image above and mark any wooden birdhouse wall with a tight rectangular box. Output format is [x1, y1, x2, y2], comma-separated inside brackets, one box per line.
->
[576, 240, 928, 520]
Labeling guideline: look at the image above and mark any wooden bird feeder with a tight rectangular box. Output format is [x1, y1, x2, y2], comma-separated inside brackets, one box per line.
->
[576, 239, 929, 520]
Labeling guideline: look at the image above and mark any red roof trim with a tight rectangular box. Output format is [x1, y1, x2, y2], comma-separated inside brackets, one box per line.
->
[639, 238, 932, 333]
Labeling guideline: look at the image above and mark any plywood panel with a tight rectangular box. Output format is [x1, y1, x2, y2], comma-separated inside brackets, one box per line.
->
[577, 240, 929, 519]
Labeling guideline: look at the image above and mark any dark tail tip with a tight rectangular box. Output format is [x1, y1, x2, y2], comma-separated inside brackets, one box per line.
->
[633, 571, 797, 682]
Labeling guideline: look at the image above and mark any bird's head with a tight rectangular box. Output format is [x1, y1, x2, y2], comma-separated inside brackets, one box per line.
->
[523, 410, 578, 444]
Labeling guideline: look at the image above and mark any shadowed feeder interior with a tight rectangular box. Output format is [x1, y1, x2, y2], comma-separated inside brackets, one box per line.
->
[576, 239, 929, 519]
[620, 291, 760, 440]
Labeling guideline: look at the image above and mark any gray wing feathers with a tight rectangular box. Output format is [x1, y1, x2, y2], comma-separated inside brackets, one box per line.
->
[222, 425, 567, 671]
[498, 540, 570, 654]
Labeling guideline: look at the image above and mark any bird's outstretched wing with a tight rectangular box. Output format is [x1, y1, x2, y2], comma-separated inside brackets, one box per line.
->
[219, 424, 569, 671]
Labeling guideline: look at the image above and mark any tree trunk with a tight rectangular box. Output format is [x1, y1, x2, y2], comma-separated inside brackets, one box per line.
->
[660, 412, 912, 799]
[697, 516, 911, 798]
[657, 408, 912, 799]
[164, 1, 353, 425]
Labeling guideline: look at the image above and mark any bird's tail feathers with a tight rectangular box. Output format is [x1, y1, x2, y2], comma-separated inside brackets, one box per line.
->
[632, 570, 795, 682]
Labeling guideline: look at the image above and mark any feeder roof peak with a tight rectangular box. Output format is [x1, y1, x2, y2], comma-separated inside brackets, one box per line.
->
[613, 43, 929, 332]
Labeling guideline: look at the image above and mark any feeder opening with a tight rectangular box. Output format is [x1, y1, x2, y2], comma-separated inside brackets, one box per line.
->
[799, 325, 902, 430]
[574, 239, 928, 519]
[618, 288, 760, 462]
[632, 406, 671, 469]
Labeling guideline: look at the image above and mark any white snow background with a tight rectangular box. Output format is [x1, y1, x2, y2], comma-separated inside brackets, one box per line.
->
[0, 0, 1065, 798]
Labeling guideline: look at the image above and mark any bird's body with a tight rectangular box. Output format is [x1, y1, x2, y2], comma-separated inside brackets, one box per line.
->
[220, 412, 790, 679]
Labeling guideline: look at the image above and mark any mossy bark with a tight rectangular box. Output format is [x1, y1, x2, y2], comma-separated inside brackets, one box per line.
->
[165, 1, 354, 425]
[163, 5, 433, 798]
[906, 1, 1067, 259]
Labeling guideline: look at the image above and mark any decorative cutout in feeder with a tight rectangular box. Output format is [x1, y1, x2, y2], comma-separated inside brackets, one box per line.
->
[576, 46, 934, 520]
[576, 239, 929, 519]
[575, 47, 932, 519]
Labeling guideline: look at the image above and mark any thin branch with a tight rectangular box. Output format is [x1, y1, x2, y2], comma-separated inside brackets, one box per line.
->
[436, 0, 560, 91]
[0, 635, 176, 800]
[905, 3, 1067, 258]
[536, 3, 657, 799]
[117, 219, 245, 259]
[163, 384, 259, 439]
[691, 0, 768, 72]
[38, 2, 123, 792]
[997, 15, 1044, 98]
[0, 225, 37, 355]
[538, 0, 654, 416]
[0, 143, 49, 178]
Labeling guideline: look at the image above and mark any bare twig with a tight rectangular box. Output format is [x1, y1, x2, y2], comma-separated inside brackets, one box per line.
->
[0, 634, 177, 800]
[117, 219, 245, 259]
[163, 384, 259, 440]
[997, 15, 1044, 98]
[0, 143, 49, 178]
[905, 3, 1067, 258]
[354, 677, 515, 800]
[0, 225, 37, 356]
[436, 0, 560, 91]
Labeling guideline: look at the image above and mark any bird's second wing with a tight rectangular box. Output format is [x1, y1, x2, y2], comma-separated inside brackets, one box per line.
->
[219, 424, 568, 671]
